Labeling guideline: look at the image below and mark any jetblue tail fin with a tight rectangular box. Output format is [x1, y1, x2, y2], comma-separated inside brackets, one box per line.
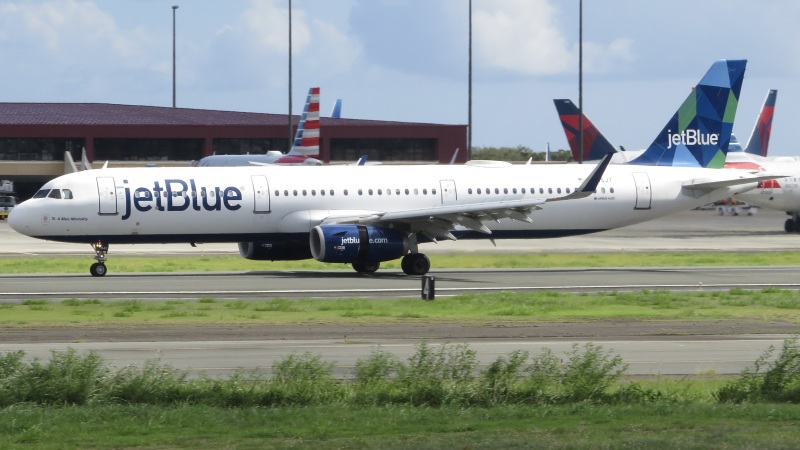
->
[744, 89, 777, 157]
[629, 59, 747, 168]
[288, 87, 321, 157]
[553, 99, 617, 161]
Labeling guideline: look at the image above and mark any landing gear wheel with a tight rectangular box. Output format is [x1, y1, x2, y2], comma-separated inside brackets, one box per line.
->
[90, 263, 107, 277]
[352, 261, 380, 274]
[785, 218, 798, 233]
[401, 253, 430, 276]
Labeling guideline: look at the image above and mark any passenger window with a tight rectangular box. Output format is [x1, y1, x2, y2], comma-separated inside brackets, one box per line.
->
[495, 188, 500, 194]
[395, 189, 400, 195]
[503, 188, 508, 194]
[368, 189, 373, 195]
[320, 190, 325, 196]
[468, 188, 473, 194]
[557, 188, 562, 194]
[548, 188, 553, 194]
[284, 190, 289, 196]
[377, 189, 382, 195]
[610, 187, 615, 193]
[423, 189, 427, 195]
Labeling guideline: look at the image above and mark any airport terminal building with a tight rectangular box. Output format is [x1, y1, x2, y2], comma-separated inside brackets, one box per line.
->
[0, 103, 467, 198]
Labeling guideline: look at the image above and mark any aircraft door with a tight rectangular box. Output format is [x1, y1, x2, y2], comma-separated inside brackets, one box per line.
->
[440, 179, 457, 205]
[251, 175, 271, 213]
[632, 172, 652, 210]
[96, 177, 118, 215]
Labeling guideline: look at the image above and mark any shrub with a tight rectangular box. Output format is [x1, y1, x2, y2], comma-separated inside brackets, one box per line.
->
[716, 337, 800, 403]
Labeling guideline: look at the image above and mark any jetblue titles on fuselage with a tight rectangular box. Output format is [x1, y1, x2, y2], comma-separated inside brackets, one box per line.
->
[120, 178, 242, 220]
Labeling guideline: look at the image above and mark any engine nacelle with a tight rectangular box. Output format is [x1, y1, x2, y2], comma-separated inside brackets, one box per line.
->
[238, 239, 311, 261]
[310, 225, 409, 263]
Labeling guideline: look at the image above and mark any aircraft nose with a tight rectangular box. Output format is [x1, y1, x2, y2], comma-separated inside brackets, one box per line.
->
[7, 201, 33, 236]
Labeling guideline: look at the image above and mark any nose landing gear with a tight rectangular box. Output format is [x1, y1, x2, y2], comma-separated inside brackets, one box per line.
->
[90, 241, 108, 277]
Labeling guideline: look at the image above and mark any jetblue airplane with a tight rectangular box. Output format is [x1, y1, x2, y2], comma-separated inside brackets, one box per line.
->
[194, 87, 323, 167]
[8, 60, 776, 277]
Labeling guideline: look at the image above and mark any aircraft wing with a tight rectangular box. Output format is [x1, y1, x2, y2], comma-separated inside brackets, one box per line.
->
[321, 154, 612, 241]
[683, 173, 786, 191]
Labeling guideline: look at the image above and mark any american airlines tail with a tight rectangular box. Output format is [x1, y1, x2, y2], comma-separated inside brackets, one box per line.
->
[288, 87, 320, 157]
[743, 89, 777, 157]
[629, 60, 745, 168]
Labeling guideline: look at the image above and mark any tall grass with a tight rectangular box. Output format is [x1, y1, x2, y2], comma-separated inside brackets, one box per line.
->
[5, 338, 800, 409]
[0, 342, 649, 408]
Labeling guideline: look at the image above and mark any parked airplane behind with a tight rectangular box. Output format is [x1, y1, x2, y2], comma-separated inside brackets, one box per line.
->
[742, 89, 777, 157]
[555, 89, 800, 232]
[555, 89, 778, 163]
[195, 87, 323, 167]
[9, 60, 776, 277]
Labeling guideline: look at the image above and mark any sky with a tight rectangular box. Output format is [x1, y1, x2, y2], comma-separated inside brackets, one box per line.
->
[0, 0, 799, 156]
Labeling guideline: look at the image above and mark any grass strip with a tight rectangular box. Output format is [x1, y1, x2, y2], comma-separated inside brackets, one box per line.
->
[4, 288, 800, 327]
[2, 403, 800, 449]
[3, 251, 800, 274]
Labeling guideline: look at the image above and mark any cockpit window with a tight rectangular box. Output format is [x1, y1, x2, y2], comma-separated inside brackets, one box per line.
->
[48, 189, 62, 199]
[34, 189, 50, 198]
[62, 189, 73, 199]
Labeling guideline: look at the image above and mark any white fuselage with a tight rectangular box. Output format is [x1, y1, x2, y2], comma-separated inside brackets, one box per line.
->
[726, 152, 800, 212]
[9, 163, 759, 246]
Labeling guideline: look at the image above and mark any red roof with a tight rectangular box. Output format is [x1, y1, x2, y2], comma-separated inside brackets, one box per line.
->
[0, 103, 454, 128]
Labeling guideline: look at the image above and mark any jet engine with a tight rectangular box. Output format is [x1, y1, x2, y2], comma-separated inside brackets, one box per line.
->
[309, 225, 409, 263]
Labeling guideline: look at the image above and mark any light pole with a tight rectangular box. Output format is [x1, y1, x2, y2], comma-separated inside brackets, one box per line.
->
[172, 5, 179, 108]
[288, 0, 293, 151]
[467, 0, 472, 160]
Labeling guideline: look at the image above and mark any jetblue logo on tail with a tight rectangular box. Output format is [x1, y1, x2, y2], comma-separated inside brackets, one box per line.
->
[666, 129, 719, 149]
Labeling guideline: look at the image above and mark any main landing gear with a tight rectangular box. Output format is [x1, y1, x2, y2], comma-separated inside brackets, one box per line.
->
[351, 253, 431, 276]
[785, 212, 800, 233]
[90, 241, 108, 277]
[401, 253, 430, 276]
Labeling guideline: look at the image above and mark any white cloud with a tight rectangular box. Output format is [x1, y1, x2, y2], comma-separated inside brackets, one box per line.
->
[472, 0, 634, 76]
[241, 0, 311, 55]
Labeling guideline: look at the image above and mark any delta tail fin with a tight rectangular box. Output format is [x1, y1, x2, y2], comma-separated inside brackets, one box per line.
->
[743, 89, 777, 157]
[553, 99, 617, 161]
[287, 87, 321, 157]
[629, 59, 746, 168]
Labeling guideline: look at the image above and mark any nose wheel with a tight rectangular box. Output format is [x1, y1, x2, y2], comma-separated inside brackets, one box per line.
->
[90, 241, 109, 277]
